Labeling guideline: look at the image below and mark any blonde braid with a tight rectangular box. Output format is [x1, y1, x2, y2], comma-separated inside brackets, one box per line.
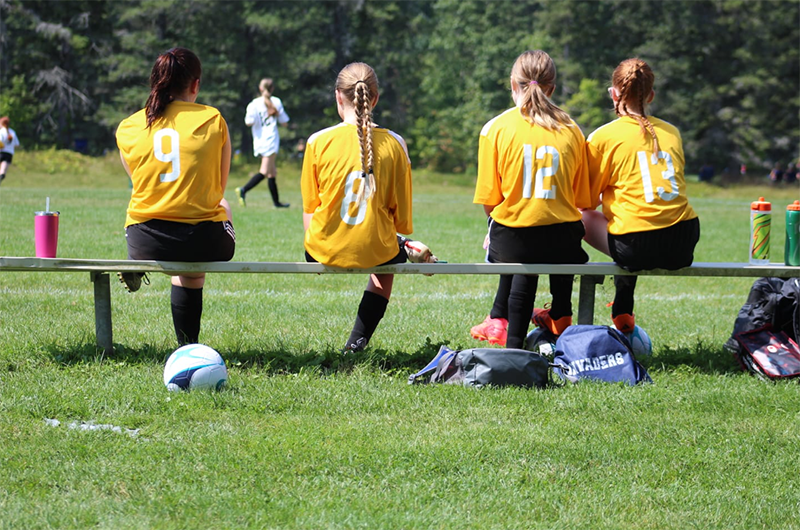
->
[354, 81, 375, 203]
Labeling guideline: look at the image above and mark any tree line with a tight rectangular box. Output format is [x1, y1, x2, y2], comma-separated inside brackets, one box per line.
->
[0, 0, 797, 178]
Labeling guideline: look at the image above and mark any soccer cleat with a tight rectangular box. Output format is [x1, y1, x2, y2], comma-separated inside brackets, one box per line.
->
[612, 313, 636, 334]
[274, 201, 290, 208]
[470, 315, 508, 346]
[235, 187, 246, 207]
[343, 337, 368, 353]
[117, 271, 150, 293]
[531, 307, 572, 336]
[404, 239, 438, 263]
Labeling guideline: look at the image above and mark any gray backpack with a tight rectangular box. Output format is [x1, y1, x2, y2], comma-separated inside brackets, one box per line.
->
[409, 346, 550, 389]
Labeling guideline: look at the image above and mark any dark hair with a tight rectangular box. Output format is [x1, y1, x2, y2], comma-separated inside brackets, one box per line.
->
[145, 47, 202, 127]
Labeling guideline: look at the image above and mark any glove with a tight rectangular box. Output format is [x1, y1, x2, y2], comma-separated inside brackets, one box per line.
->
[404, 239, 438, 264]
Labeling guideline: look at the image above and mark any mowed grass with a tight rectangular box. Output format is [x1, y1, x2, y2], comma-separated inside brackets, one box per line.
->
[2, 150, 800, 529]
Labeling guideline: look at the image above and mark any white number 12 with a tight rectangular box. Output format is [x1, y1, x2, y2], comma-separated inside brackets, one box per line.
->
[523, 144, 559, 199]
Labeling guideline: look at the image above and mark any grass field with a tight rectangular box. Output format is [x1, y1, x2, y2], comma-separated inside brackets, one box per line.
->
[2, 150, 800, 529]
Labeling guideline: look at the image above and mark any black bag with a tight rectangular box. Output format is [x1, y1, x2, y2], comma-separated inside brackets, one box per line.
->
[725, 277, 800, 356]
[409, 346, 550, 389]
[735, 326, 800, 380]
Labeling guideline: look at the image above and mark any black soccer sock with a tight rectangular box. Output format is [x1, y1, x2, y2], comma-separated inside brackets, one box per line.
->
[506, 274, 538, 349]
[489, 275, 512, 319]
[612, 275, 637, 318]
[268, 178, 286, 207]
[241, 173, 265, 194]
[345, 290, 389, 350]
[548, 274, 574, 319]
[171, 285, 203, 346]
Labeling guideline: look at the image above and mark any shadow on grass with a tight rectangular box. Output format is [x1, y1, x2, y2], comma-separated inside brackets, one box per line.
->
[46, 337, 448, 376]
[644, 338, 742, 375]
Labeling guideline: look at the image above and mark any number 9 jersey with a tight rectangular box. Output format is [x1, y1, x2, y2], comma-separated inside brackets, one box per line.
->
[301, 123, 413, 268]
[473, 108, 592, 227]
[586, 116, 697, 235]
[116, 101, 229, 227]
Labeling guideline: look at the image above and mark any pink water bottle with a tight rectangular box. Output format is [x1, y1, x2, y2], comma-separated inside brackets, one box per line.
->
[34, 205, 60, 258]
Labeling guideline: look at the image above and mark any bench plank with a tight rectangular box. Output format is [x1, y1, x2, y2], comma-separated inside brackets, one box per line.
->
[3, 257, 800, 354]
[3, 257, 800, 278]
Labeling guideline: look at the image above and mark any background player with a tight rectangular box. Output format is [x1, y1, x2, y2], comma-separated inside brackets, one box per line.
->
[0, 116, 21, 184]
[116, 47, 235, 346]
[238, 77, 290, 208]
[582, 57, 700, 334]
[301, 62, 436, 352]
[472, 50, 591, 349]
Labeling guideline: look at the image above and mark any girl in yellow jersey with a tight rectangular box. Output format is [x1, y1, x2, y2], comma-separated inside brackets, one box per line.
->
[302, 62, 435, 352]
[116, 47, 235, 346]
[472, 50, 592, 350]
[583, 58, 700, 334]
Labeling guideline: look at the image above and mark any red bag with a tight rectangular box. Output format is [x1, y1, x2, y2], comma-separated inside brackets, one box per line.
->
[735, 326, 800, 380]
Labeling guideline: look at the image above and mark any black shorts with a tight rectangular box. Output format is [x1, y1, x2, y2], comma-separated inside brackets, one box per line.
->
[609, 217, 700, 271]
[488, 219, 588, 264]
[305, 235, 408, 266]
[0, 152, 12, 164]
[125, 219, 236, 262]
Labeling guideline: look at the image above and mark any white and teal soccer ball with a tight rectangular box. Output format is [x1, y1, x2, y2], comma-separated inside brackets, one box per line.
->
[613, 324, 653, 357]
[163, 344, 228, 392]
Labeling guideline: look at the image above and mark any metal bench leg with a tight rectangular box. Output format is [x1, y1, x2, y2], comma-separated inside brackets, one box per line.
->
[577, 275, 605, 325]
[91, 272, 113, 354]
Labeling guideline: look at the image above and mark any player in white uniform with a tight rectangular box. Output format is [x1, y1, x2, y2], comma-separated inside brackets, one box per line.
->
[0, 117, 21, 184]
[237, 78, 290, 208]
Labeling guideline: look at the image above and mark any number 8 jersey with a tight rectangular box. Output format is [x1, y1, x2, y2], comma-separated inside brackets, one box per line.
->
[116, 101, 229, 227]
[301, 122, 413, 268]
[473, 108, 591, 227]
[586, 116, 697, 235]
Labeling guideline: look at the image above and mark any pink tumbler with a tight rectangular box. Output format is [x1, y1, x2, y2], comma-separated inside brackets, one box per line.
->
[34, 211, 59, 258]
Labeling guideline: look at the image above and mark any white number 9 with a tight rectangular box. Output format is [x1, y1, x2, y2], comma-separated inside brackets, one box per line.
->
[153, 128, 181, 182]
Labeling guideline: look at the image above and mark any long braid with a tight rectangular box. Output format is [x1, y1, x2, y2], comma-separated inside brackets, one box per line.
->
[613, 58, 660, 156]
[354, 80, 375, 203]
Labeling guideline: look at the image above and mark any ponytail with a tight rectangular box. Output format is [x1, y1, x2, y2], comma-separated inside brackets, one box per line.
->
[259, 78, 279, 117]
[511, 50, 573, 131]
[144, 47, 202, 127]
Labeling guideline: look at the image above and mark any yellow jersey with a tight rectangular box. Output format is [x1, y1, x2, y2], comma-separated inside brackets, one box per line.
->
[301, 123, 413, 268]
[586, 116, 697, 235]
[474, 108, 590, 228]
[117, 101, 229, 227]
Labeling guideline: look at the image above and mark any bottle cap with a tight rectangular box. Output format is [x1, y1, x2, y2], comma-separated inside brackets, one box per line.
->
[752, 197, 771, 211]
[788, 200, 800, 211]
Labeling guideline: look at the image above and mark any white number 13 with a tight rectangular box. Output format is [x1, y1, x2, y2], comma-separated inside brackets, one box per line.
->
[637, 150, 678, 203]
[153, 128, 181, 182]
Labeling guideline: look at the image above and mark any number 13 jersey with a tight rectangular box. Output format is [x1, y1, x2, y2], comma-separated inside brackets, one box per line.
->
[586, 116, 697, 235]
[301, 122, 413, 268]
[117, 101, 229, 227]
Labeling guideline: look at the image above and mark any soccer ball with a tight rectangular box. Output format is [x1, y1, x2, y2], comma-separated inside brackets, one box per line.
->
[525, 327, 557, 356]
[163, 344, 228, 392]
[613, 324, 653, 357]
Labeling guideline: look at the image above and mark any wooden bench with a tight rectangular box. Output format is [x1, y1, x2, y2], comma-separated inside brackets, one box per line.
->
[3, 256, 800, 353]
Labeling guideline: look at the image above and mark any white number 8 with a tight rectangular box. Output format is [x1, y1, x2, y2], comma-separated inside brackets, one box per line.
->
[153, 128, 181, 182]
[340, 171, 367, 225]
